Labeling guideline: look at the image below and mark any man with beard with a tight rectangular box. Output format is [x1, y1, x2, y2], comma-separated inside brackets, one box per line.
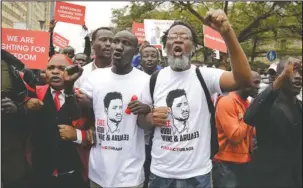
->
[74, 27, 113, 88]
[244, 57, 302, 188]
[104, 92, 123, 133]
[79, 30, 151, 188]
[166, 89, 190, 135]
[212, 71, 260, 188]
[138, 9, 253, 188]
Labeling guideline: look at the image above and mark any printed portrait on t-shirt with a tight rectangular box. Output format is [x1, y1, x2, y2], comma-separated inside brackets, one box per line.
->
[104, 92, 123, 134]
[166, 89, 190, 135]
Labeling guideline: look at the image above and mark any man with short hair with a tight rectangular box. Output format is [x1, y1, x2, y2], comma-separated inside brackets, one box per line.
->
[139, 44, 161, 188]
[212, 71, 261, 188]
[62, 46, 75, 59]
[244, 57, 302, 188]
[74, 27, 114, 88]
[29, 54, 85, 188]
[73, 53, 88, 67]
[140, 45, 160, 75]
[79, 30, 151, 188]
[137, 9, 253, 188]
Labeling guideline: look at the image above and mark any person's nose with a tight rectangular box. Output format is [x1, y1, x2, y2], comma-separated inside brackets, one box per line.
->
[147, 56, 153, 61]
[51, 67, 60, 75]
[105, 39, 111, 47]
[174, 35, 185, 44]
[115, 42, 123, 52]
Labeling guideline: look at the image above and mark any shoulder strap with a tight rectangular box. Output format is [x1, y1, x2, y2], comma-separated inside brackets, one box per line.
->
[149, 70, 160, 104]
[195, 67, 215, 115]
[195, 66, 219, 159]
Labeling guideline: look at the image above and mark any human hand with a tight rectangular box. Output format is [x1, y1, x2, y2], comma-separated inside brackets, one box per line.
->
[203, 9, 231, 35]
[1, 97, 17, 114]
[127, 100, 151, 115]
[151, 107, 170, 127]
[58, 125, 77, 141]
[24, 98, 44, 111]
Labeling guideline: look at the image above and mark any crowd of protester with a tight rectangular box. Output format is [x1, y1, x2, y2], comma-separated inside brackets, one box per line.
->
[1, 9, 302, 188]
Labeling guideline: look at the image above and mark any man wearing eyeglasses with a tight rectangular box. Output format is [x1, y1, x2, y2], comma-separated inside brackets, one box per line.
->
[138, 9, 253, 188]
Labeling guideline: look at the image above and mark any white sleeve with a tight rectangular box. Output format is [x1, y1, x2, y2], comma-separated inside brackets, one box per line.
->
[73, 129, 82, 144]
[74, 76, 81, 89]
[199, 67, 225, 96]
[79, 74, 94, 98]
[140, 77, 153, 105]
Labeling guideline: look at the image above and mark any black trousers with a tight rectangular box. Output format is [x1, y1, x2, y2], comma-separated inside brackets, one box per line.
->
[31, 170, 86, 188]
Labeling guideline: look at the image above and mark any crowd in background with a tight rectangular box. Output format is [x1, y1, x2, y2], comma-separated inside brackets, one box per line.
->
[1, 8, 302, 188]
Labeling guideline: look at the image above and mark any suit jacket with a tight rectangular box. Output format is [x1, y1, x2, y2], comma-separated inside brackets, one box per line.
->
[31, 85, 83, 180]
[244, 85, 302, 188]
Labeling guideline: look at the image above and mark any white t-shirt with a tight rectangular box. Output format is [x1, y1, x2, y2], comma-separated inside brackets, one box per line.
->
[81, 68, 149, 187]
[141, 65, 224, 179]
[74, 61, 98, 88]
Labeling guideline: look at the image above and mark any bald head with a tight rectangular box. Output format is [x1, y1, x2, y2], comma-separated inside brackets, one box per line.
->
[62, 46, 75, 59]
[115, 30, 138, 48]
[49, 54, 72, 66]
[46, 54, 72, 90]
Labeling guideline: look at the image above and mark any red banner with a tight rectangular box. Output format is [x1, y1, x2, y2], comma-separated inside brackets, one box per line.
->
[132, 22, 145, 44]
[53, 32, 69, 49]
[1, 28, 50, 69]
[54, 2, 86, 25]
[203, 25, 227, 53]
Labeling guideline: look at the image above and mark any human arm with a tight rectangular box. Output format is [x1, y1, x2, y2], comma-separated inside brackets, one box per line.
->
[244, 58, 300, 126]
[216, 96, 250, 144]
[48, 19, 57, 58]
[82, 24, 91, 63]
[203, 9, 252, 92]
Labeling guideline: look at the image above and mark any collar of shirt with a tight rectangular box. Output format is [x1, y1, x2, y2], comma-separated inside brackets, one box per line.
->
[92, 60, 98, 71]
[50, 87, 65, 107]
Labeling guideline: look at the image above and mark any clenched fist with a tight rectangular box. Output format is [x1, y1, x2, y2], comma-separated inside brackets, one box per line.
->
[1, 98, 17, 114]
[24, 98, 44, 111]
[151, 107, 170, 127]
[280, 57, 302, 79]
[58, 124, 77, 141]
[203, 9, 231, 35]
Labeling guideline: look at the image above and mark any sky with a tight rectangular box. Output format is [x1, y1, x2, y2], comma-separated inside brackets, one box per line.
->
[54, 1, 130, 53]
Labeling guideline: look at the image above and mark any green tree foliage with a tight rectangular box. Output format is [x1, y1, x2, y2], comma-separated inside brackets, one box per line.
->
[111, 1, 302, 65]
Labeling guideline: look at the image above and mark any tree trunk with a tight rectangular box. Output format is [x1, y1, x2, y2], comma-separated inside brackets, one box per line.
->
[223, 1, 229, 15]
[251, 37, 258, 63]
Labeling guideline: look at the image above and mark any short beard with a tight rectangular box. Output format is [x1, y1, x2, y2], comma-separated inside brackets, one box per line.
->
[166, 51, 192, 71]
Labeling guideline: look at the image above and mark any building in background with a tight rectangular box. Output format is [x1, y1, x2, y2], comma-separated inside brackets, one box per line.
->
[2, 2, 54, 31]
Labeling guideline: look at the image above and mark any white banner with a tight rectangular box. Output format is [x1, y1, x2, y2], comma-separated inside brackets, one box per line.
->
[144, 19, 174, 56]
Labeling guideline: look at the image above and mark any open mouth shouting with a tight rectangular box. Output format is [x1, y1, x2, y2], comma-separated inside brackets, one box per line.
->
[50, 76, 62, 83]
[113, 51, 122, 59]
[173, 46, 183, 57]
